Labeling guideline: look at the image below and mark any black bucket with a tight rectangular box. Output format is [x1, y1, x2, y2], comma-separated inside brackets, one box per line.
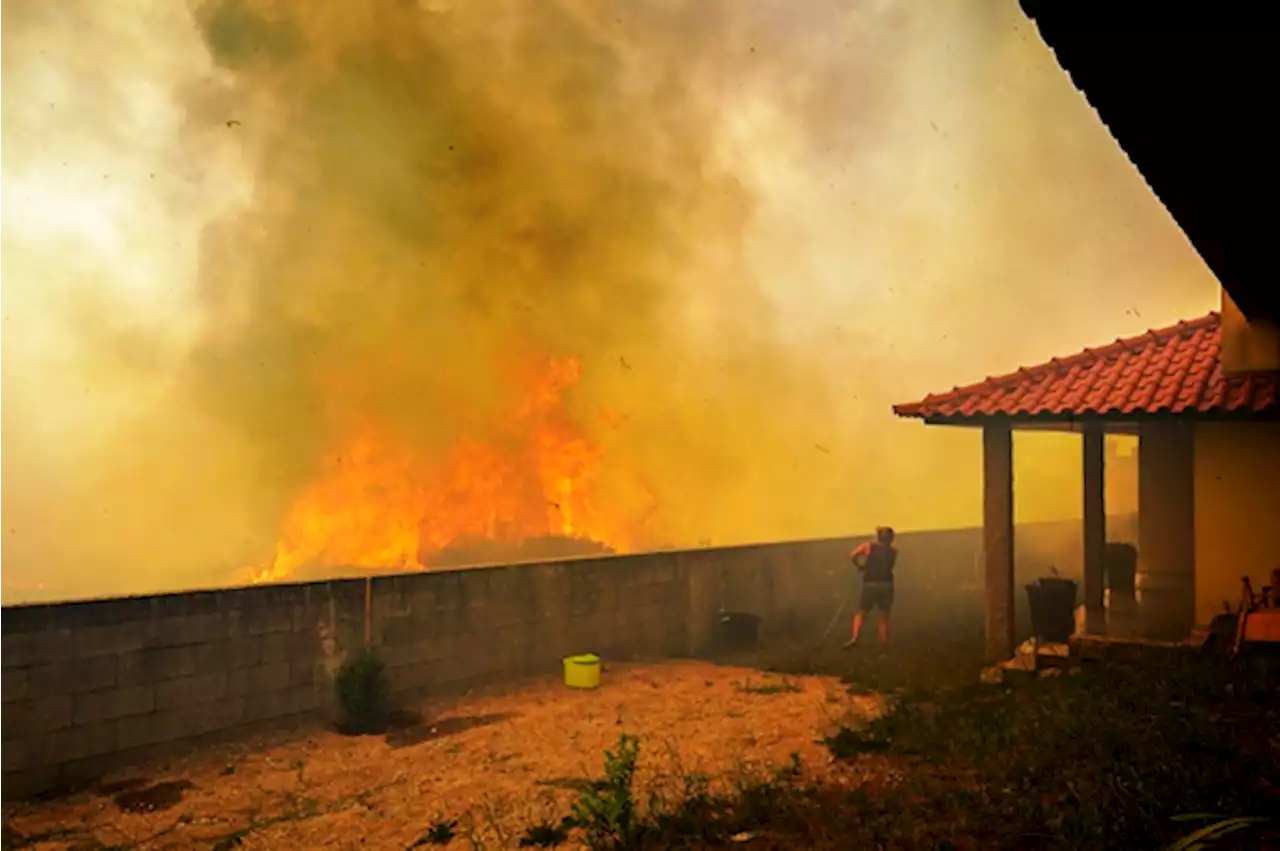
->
[1105, 542, 1138, 599]
[1026, 577, 1078, 643]
[716, 612, 761, 654]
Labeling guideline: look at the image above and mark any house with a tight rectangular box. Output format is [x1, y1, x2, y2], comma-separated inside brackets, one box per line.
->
[891, 1, 1280, 663]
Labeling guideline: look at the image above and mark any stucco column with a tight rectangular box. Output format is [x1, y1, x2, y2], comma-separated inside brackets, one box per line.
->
[982, 420, 1015, 663]
[1137, 420, 1196, 639]
[1082, 424, 1107, 634]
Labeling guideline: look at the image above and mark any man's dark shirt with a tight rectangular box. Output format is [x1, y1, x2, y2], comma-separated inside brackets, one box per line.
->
[861, 541, 897, 584]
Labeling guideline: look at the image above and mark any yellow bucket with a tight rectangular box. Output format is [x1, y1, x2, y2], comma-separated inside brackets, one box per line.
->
[563, 653, 601, 689]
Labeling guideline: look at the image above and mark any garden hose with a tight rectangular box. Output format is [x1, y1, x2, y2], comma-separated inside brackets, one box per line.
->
[818, 582, 857, 644]
[818, 551, 869, 645]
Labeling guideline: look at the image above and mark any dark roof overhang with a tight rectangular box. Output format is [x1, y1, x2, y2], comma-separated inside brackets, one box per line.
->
[1020, 1, 1279, 322]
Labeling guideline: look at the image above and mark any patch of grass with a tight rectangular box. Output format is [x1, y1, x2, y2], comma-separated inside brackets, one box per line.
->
[536, 650, 1275, 849]
[532, 741, 819, 849]
[812, 650, 1277, 848]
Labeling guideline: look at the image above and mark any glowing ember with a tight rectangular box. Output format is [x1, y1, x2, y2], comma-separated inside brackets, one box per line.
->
[240, 355, 654, 584]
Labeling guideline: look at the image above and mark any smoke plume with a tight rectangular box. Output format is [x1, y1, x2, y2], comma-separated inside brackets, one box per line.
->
[2, 0, 1217, 601]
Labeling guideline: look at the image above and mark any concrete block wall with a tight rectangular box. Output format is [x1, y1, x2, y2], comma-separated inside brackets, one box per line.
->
[0, 551, 702, 797]
[1, 581, 368, 798]
[2, 518, 1099, 798]
[370, 553, 693, 706]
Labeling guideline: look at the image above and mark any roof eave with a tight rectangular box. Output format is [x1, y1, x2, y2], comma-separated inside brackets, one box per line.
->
[894, 409, 1279, 428]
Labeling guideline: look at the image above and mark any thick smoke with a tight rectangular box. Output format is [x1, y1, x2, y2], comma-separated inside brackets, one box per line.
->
[3, 0, 1218, 601]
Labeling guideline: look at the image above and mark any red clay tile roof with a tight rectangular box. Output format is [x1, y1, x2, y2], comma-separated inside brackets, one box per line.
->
[893, 312, 1278, 423]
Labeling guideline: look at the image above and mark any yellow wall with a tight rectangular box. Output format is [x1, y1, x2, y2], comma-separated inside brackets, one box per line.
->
[1193, 420, 1280, 624]
[1220, 290, 1280, 373]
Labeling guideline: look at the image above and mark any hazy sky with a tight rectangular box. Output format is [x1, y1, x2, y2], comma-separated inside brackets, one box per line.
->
[1, 0, 1218, 602]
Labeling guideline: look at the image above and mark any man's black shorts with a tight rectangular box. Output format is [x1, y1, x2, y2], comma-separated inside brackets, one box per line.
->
[860, 581, 895, 613]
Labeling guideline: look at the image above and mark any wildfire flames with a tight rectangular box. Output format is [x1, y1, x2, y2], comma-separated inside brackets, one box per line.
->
[240, 355, 656, 584]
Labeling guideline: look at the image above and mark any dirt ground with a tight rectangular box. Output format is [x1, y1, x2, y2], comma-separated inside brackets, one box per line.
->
[4, 661, 889, 850]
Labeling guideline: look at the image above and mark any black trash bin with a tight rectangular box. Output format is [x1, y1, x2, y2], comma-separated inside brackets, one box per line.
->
[1105, 542, 1138, 599]
[1026, 577, 1078, 643]
[715, 612, 761, 654]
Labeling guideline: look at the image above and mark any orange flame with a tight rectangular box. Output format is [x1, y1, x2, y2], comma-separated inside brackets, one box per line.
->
[241, 354, 654, 584]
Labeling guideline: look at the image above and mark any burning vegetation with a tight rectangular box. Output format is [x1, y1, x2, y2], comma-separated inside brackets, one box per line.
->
[241, 354, 660, 583]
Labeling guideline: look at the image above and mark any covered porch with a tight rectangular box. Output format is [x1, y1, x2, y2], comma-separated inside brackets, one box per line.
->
[893, 313, 1246, 664]
[916, 414, 1193, 664]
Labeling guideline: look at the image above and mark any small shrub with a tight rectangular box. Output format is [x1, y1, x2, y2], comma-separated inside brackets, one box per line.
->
[334, 647, 391, 734]
[569, 733, 644, 848]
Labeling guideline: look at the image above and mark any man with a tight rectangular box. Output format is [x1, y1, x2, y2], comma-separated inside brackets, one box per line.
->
[844, 526, 897, 648]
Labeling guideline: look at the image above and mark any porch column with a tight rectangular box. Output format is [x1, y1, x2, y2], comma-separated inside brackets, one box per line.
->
[1082, 423, 1107, 634]
[1136, 421, 1196, 639]
[982, 420, 1015, 663]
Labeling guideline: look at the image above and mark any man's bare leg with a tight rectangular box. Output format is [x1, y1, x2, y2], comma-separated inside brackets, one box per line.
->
[877, 612, 891, 645]
[845, 611, 865, 648]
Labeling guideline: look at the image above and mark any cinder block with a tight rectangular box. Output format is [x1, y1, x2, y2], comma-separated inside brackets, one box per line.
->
[154, 671, 228, 711]
[154, 591, 225, 620]
[73, 685, 154, 724]
[2, 766, 60, 801]
[260, 631, 309, 665]
[237, 605, 299, 637]
[21, 658, 119, 698]
[226, 636, 264, 668]
[120, 643, 229, 684]
[241, 686, 317, 722]
[388, 662, 434, 694]
[1, 667, 30, 703]
[1, 695, 73, 738]
[114, 649, 153, 686]
[288, 661, 316, 687]
[151, 613, 230, 648]
[288, 686, 321, 715]
[389, 580, 435, 614]
[378, 614, 418, 646]
[124, 695, 247, 747]
[431, 654, 474, 688]
[41, 721, 119, 764]
[381, 639, 451, 670]
[596, 582, 619, 612]
[227, 662, 289, 696]
[117, 711, 186, 750]
[402, 585, 438, 613]
[170, 696, 247, 738]
[431, 573, 473, 613]
[0, 736, 37, 774]
[73, 623, 153, 659]
[2, 629, 74, 666]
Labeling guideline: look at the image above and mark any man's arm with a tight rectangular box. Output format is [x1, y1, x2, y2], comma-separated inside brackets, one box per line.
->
[849, 541, 873, 563]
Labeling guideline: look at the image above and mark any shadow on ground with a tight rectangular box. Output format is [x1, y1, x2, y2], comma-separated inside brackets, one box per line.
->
[385, 712, 514, 749]
[706, 603, 989, 693]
